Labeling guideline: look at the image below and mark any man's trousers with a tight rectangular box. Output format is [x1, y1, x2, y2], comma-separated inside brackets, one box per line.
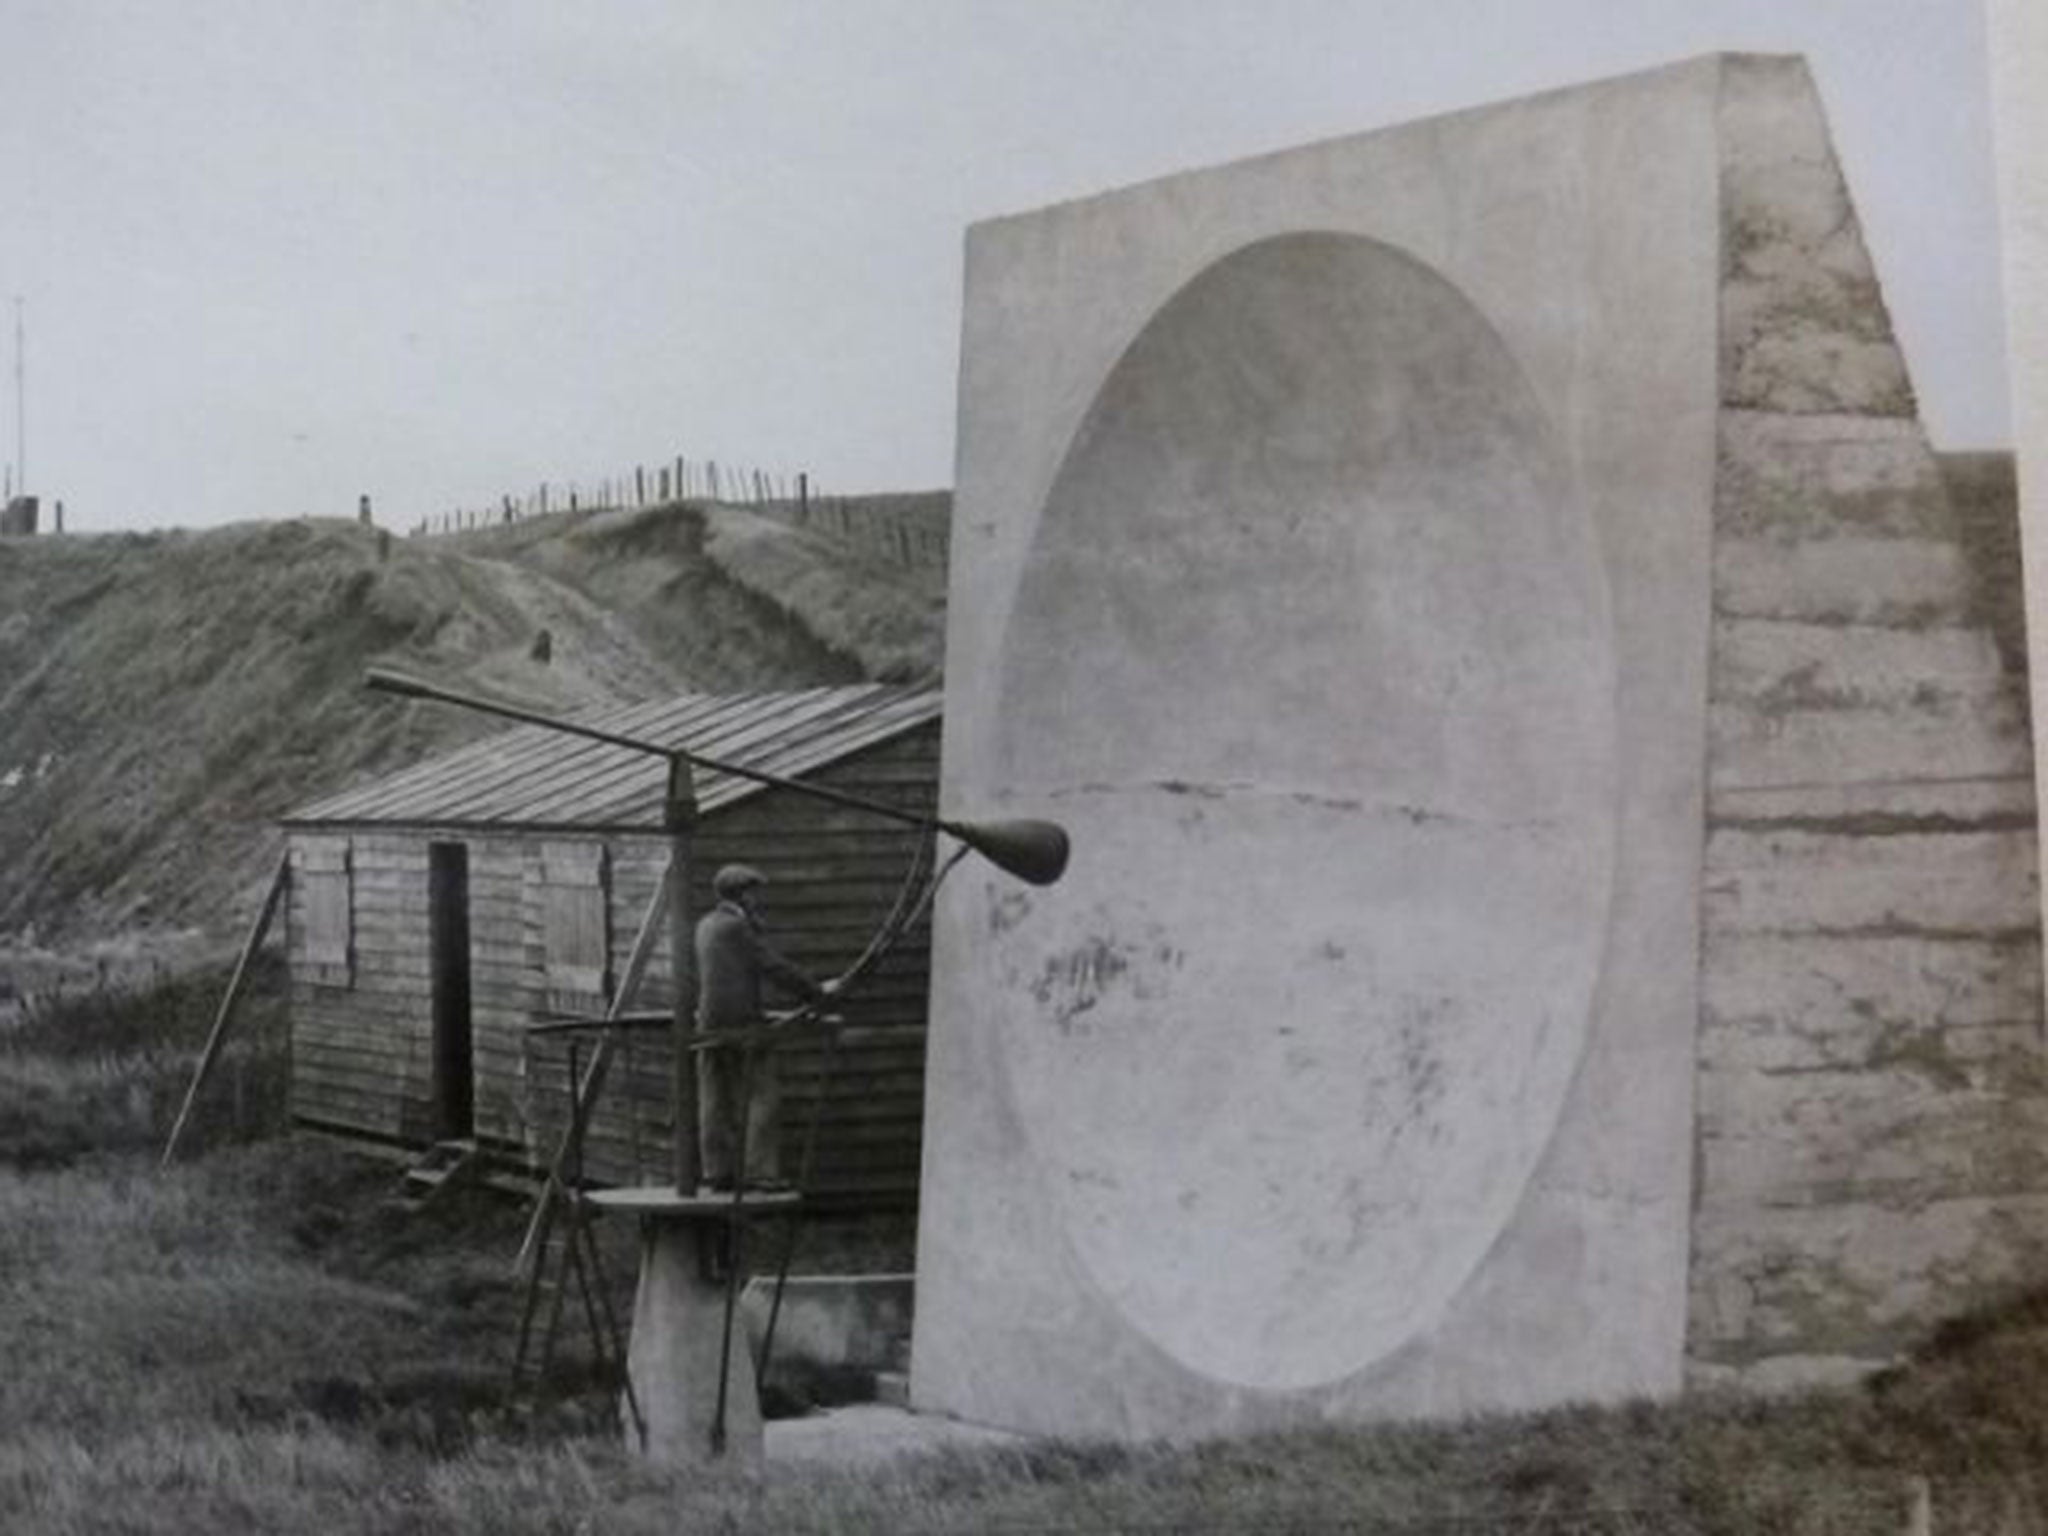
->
[697, 1043, 780, 1188]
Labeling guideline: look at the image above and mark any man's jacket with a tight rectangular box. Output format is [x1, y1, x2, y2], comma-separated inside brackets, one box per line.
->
[694, 899, 825, 1034]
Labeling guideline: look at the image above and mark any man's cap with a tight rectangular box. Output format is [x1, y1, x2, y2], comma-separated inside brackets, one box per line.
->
[713, 864, 769, 898]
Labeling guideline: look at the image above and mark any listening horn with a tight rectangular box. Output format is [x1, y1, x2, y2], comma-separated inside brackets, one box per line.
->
[943, 818, 1071, 887]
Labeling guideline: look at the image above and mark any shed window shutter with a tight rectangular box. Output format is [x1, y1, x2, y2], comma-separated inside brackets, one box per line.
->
[298, 837, 354, 986]
[541, 841, 611, 1009]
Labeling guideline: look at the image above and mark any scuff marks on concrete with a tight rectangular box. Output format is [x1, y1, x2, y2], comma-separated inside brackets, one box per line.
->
[1029, 930, 1188, 1037]
[1749, 660, 1864, 717]
[988, 887, 1034, 936]
[1287, 790, 1365, 814]
[1155, 779, 1229, 800]
[1036, 778, 1510, 829]
[1391, 1003, 1452, 1139]
[1346, 997, 1455, 1148]
[1385, 803, 1454, 825]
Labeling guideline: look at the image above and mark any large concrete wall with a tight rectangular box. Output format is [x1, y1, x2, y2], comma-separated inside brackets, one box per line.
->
[919, 51, 2048, 1440]
[918, 58, 1725, 1439]
[1686, 57, 2047, 1387]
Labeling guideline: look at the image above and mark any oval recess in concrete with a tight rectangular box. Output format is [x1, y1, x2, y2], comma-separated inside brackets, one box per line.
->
[984, 232, 1617, 1391]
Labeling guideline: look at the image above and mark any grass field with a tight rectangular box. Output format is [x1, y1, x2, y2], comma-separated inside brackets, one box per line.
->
[5, 972, 2047, 1533]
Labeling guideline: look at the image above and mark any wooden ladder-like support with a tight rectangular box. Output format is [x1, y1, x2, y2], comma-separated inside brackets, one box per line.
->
[509, 1034, 636, 1421]
[507, 870, 670, 1444]
[510, 1145, 635, 1438]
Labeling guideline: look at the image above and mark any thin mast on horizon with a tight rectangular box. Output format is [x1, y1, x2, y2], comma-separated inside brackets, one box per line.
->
[11, 296, 22, 498]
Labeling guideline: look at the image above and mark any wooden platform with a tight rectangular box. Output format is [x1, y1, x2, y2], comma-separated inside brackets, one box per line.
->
[588, 1185, 802, 1219]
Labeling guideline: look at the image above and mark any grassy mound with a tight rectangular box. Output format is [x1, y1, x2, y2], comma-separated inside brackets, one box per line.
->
[0, 521, 613, 945]
[0, 503, 947, 953]
[701, 503, 944, 682]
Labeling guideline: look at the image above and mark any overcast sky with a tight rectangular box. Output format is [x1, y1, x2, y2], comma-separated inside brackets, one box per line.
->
[0, 0, 2008, 533]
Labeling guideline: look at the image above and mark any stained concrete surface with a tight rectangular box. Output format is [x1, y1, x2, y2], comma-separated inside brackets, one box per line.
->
[1686, 56, 2046, 1385]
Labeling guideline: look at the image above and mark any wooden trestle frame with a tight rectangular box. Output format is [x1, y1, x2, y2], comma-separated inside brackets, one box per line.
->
[509, 865, 674, 1442]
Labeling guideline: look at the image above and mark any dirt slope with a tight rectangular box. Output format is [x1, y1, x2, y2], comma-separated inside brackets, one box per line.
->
[0, 499, 946, 957]
[444, 498, 943, 684]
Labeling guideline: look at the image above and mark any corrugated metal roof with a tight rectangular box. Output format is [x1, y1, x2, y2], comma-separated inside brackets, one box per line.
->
[283, 683, 943, 832]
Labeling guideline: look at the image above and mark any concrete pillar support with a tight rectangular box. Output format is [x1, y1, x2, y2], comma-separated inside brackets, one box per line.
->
[589, 1187, 800, 1465]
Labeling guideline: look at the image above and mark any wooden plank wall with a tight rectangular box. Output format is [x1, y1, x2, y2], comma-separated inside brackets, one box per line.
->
[524, 721, 941, 1206]
[287, 829, 584, 1151]
[288, 718, 940, 1209]
[288, 832, 432, 1140]
[471, 836, 538, 1145]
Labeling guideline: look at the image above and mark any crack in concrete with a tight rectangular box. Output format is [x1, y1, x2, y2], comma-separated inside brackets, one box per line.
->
[1046, 780, 1555, 829]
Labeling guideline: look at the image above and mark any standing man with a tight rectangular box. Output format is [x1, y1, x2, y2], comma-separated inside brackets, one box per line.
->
[695, 864, 833, 1192]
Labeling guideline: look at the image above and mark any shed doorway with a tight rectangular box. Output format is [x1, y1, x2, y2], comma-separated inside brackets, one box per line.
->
[428, 842, 474, 1140]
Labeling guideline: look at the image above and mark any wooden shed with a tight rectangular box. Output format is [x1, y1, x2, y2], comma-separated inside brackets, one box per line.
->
[278, 683, 942, 1208]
